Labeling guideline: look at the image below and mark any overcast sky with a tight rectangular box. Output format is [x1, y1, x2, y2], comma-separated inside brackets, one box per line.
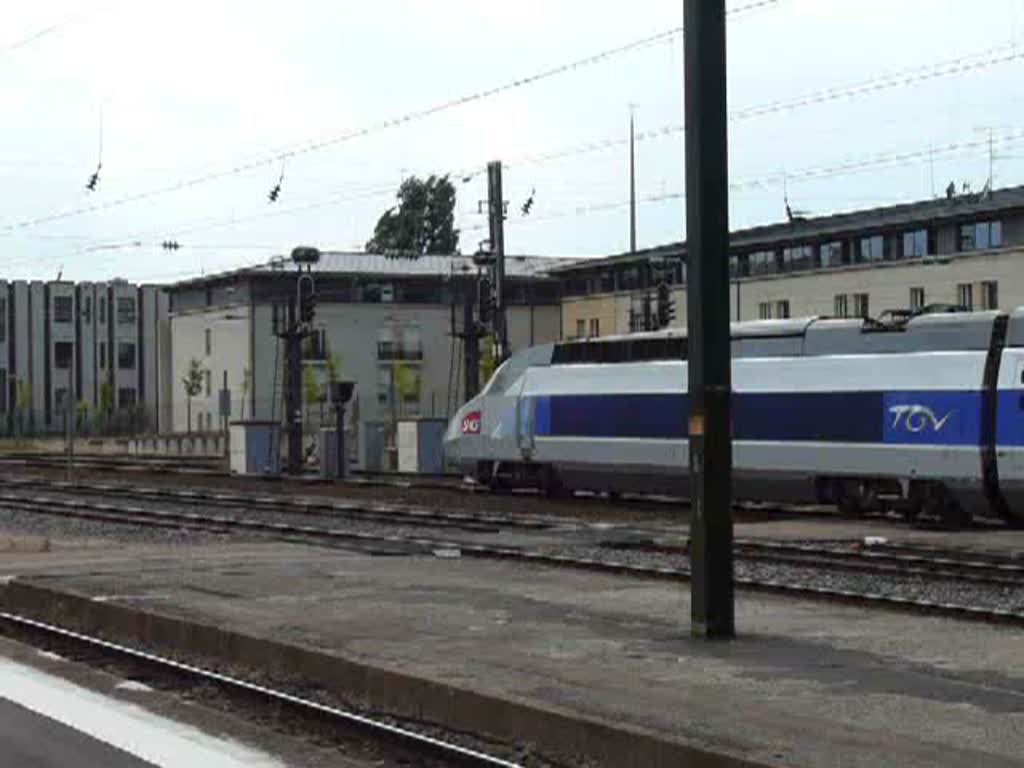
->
[3, 0, 1024, 283]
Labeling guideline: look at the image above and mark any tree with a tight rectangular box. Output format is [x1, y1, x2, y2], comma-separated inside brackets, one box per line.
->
[365, 175, 459, 256]
[241, 366, 252, 420]
[182, 358, 205, 434]
[391, 359, 420, 416]
[303, 364, 322, 425]
[15, 381, 32, 436]
[98, 373, 114, 433]
[76, 400, 91, 435]
[479, 334, 498, 385]
[325, 354, 342, 387]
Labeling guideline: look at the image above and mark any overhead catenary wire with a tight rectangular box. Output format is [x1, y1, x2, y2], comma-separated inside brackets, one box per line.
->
[464, 129, 1024, 233]
[9, 114, 1023, 279]
[0, 1, 103, 59]
[1, 0, 783, 234]
[499, 42, 1024, 172]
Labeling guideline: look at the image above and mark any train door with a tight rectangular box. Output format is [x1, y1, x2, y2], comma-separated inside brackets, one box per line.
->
[514, 375, 534, 460]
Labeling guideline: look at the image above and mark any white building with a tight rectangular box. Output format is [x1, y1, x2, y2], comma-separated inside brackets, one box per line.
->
[165, 253, 565, 469]
[0, 280, 170, 436]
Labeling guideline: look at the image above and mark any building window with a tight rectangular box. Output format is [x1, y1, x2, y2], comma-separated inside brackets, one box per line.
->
[118, 342, 136, 369]
[205, 370, 212, 397]
[903, 229, 928, 258]
[55, 388, 69, 414]
[575, 319, 585, 339]
[617, 266, 642, 291]
[0, 297, 5, 342]
[118, 388, 137, 409]
[758, 302, 773, 320]
[858, 235, 884, 262]
[820, 241, 844, 268]
[853, 293, 870, 318]
[99, 297, 106, 324]
[0, 369, 6, 414]
[84, 296, 92, 324]
[99, 342, 106, 369]
[589, 318, 601, 338]
[834, 294, 848, 318]
[205, 329, 212, 356]
[782, 245, 814, 272]
[910, 287, 925, 311]
[980, 281, 998, 310]
[957, 283, 974, 310]
[54, 342, 73, 370]
[729, 255, 745, 278]
[376, 365, 421, 410]
[54, 296, 73, 324]
[775, 300, 791, 319]
[960, 220, 1003, 251]
[377, 326, 423, 361]
[117, 297, 136, 325]
[748, 251, 777, 276]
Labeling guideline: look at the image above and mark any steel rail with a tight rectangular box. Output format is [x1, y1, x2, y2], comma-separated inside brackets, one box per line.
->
[3, 490, 1023, 628]
[0, 611, 523, 768]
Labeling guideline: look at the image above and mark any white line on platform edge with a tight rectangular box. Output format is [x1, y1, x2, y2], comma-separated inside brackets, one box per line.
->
[0, 659, 286, 767]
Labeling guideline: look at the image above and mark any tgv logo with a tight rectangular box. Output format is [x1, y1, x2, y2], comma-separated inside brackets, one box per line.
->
[888, 405, 954, 433]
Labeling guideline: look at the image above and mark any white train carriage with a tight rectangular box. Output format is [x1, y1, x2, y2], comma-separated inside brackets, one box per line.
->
[444, 309, 1024, 528]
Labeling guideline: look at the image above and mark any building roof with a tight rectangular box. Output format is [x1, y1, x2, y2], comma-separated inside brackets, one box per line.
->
[549, 183, 1024, 274]
[168, 251, 581, 289]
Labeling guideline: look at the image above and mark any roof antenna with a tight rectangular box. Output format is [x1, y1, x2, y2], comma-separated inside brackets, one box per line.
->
[783, 174, 808, 223]
[268, 156, 286, 203]
[85, 104, 103, 192]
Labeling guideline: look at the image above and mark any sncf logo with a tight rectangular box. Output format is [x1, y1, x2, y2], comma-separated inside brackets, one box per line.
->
[888, 405, 954, 433]
[461, 411, 482, 435]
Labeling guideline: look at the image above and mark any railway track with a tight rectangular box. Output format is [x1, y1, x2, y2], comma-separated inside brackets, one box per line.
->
[0, 611, 524, 768]
[1, 486, 1022, 629]
[0, 476, 557, 534]
[1, 455, 982, 529]
[6, 475, 1018, 587]
[603, 537, 1024, 587]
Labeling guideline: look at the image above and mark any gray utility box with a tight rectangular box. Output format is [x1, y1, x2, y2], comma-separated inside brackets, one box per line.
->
[228, 421, 281, 475]
[319, 428, 343, 479]
[396, 419, 448, 474]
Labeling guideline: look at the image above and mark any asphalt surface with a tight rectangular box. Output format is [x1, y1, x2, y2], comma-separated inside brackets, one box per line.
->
[0, 698, 154, 768]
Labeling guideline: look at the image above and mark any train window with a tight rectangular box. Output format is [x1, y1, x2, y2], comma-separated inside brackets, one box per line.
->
[552, 336, 687, 365]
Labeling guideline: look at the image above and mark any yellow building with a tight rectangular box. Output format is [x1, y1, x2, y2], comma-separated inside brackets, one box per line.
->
[553, 185, 1024, 338]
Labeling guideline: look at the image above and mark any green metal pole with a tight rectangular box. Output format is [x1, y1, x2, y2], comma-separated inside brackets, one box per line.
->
[684, 0, 735, 639]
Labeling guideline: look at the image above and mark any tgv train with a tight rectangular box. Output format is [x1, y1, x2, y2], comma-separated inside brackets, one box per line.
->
[443, 307, 1024, 528]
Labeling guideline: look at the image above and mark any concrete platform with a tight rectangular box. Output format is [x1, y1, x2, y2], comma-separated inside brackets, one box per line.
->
[1, 539, 1023, 767]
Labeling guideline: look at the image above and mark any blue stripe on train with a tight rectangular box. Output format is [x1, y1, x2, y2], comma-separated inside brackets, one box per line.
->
[997, 391, 1024, 446]
[529, 391, 984, 445]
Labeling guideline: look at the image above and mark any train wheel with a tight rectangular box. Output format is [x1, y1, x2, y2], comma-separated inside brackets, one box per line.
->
[902, 502, 922, 524]
[541, 466, 567, 499]
[939, 500, 970, 531]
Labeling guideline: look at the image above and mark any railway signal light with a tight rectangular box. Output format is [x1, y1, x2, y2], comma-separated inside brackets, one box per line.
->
[478, 276, 495, 326]
[298, 275, 316, 327]
[656, 282, 675, 329]
[268, 182, 281, 203]
[85, 168, 101, 192]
